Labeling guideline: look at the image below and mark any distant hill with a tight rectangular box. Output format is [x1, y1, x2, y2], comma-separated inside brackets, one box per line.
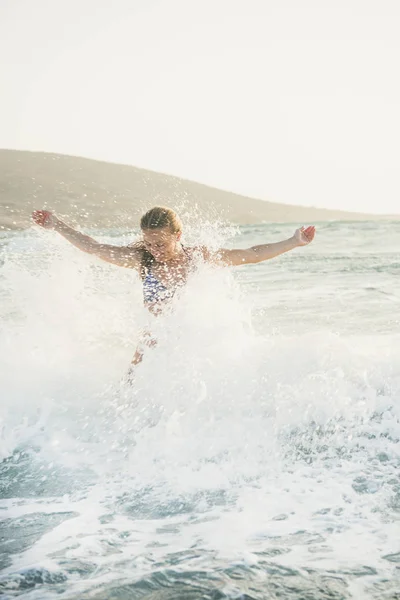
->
[0, 150, 394, 230]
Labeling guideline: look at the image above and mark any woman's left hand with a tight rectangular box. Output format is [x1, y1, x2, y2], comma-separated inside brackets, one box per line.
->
[294, 225, 316, 246]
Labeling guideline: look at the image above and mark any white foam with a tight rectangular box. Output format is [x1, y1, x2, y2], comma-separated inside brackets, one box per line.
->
[0, 225, 399, 595]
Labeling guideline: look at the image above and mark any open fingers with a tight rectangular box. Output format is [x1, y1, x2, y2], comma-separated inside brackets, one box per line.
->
[32, 210, 51, 227]
[304, 226, 316, 241]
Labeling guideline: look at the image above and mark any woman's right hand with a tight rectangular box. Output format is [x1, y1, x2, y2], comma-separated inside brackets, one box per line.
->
[32, 210, 60, 230]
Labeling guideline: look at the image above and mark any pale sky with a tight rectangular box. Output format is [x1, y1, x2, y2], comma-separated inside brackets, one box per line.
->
[1, 0, 399, 214]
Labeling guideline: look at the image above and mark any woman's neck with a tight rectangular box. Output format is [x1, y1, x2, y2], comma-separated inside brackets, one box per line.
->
[155, 243, 186, 266]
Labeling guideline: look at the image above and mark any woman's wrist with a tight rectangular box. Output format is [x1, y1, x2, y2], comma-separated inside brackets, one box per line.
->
[53, 217, 64, 232]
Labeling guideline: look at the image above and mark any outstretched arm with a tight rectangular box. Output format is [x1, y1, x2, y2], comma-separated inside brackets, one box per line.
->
[32, 210, 142, 270]
[212, 226, 316, 266]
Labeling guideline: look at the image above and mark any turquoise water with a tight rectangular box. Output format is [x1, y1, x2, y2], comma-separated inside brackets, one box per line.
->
[0, 221, 399, 599]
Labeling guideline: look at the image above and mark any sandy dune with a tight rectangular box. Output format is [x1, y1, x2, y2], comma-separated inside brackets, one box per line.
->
[0, 150, 395, 230]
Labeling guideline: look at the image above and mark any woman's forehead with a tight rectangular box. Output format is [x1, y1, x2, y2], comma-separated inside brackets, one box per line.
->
[142, 228, 173, 242]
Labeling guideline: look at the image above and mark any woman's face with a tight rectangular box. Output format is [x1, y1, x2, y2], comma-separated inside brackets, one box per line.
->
[142, 227, 181, 262]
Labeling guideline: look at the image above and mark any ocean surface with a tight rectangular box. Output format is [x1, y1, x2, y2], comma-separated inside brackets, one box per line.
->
[0, 220, 399, 599]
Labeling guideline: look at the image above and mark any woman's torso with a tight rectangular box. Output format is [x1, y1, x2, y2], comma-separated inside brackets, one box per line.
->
[142, 245, 199, 311]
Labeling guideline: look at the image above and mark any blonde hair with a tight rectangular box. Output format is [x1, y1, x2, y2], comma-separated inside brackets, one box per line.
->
[129, 206, 182, 278]
[140, 206, 182, 233]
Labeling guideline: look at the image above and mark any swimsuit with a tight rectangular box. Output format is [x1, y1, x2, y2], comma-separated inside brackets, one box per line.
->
[142, 245, 191, 307]
[142, 269, 174, 304]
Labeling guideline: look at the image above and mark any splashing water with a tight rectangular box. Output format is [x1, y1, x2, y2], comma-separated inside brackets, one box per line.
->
[0, 221, 399, 599]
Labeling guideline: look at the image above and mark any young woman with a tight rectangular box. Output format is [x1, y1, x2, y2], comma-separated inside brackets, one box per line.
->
[32, 206, 315, 366]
